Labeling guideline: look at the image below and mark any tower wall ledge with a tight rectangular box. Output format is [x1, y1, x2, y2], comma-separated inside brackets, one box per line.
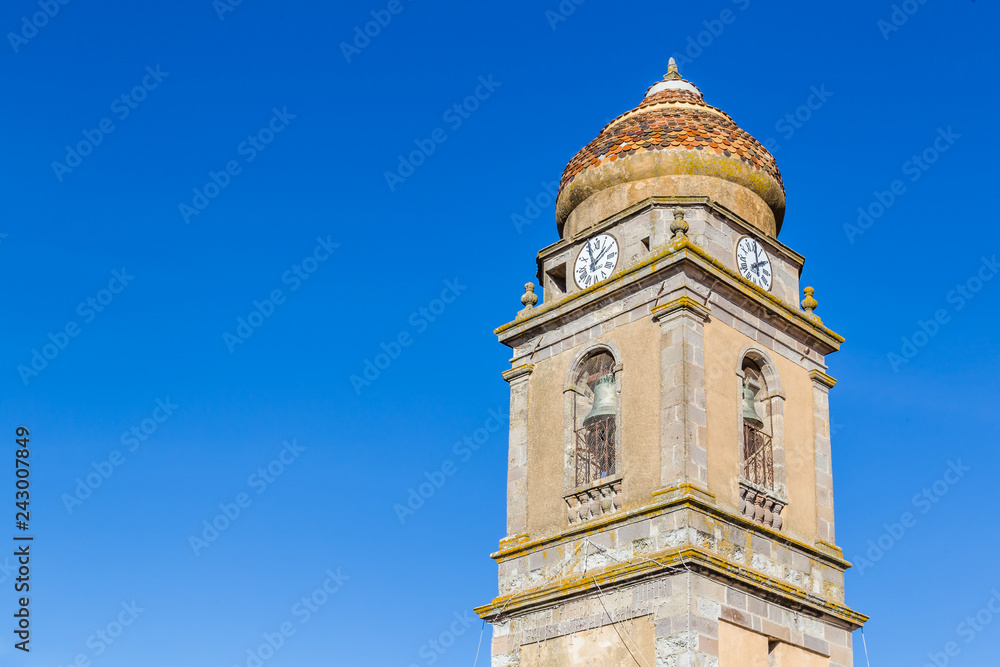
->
[478, 488, 865, 631]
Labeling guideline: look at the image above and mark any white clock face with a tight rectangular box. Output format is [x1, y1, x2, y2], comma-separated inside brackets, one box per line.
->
[574, 234, 619, 288]
[736, 236, 772, 291]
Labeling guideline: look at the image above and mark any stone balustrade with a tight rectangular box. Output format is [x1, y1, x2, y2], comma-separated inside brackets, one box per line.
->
[739, 480, 786, 531]
[565, 476, 622, 524]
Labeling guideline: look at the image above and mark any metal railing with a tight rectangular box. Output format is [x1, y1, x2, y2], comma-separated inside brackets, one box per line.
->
[742, 422, 773, 490]
[575, 415, 615, 487]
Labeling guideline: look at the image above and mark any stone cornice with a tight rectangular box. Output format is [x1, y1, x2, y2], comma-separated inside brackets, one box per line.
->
[501, 364, 534, 383]
[490, 485, 852, 571]
[651, 295, 711, 322]
[475, 543, 868, 630]
[809, 369, 837, 389]
[498, 236, 843, 353]
[817, 539, 844, 559]
[498, 533, 530, 551]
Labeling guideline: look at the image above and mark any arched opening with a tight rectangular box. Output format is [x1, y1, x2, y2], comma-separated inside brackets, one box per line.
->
[572, 350, 617, 487]
[736, 348, 787, 530]
[741, 359, 772, 490]
[563, 345, 623, 525]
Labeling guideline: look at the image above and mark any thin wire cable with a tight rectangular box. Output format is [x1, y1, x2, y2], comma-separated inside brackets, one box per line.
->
[591, 572, 649, 667]
[583, 537, 655, 667]
[471, 619, 485, 667]
[585, 539, 696, 659]
[591, 539, 870, 667]
[494, 537, 586, 625]
[687, 558, 691, 657]
[491, 537, 586, 652]
[585, 537, 692, 577]
[490, 534, 692, 660]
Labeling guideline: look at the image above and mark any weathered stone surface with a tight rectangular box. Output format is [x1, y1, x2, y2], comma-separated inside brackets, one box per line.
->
[483, 69, 863, 667]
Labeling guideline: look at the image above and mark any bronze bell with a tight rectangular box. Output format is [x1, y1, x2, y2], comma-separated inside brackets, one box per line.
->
[583, 374, 617, 425]
[741, 379, 764, 428]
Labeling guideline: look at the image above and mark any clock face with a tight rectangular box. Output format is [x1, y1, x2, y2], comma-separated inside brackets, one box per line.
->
[736, 236, 772, 291]
[574, 234, 619, 288]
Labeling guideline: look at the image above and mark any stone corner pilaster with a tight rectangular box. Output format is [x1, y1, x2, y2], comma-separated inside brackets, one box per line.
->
[505, 365, 532, 537]
[655, 292, 710, 493]
[810, 370, 837, 544]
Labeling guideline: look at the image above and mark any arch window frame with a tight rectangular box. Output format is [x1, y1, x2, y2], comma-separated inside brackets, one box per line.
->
[563, 342, 624, 493]
[735, 346, 788, 529]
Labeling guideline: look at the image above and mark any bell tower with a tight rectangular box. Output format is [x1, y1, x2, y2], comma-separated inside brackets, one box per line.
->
[476, 60, 867, 666]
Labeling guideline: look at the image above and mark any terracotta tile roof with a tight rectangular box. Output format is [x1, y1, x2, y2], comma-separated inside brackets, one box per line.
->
[559, 83, 784, 196]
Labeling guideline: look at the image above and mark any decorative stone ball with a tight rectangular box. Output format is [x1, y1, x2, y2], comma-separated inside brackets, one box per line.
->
[521, 282, 538, 308]
[801, 286, 818, 314]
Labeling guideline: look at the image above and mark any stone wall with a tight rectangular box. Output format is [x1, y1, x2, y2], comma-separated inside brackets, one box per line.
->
[494, 504, 847, 608]
[488, 199, 861, 667]
[490, 566, 853, 667]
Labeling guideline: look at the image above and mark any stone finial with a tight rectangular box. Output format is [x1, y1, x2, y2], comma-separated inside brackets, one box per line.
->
[801, 286, 819, 316]
[520, 282, 538, 311]
[664, 57, 682, 81]
[670, 209, 689, 237]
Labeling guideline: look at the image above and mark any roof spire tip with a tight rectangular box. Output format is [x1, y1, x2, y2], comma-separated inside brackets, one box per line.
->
[664, 57, 682, 81]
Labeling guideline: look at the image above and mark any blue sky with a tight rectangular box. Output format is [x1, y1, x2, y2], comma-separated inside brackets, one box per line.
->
[2, 0, 999, 665]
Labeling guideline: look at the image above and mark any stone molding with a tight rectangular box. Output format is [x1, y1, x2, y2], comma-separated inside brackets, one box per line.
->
[816, 539, 844, 559]
[563, 341, 624, 386]
[502, 274, 828, 386]
[497, 237, 843, 352]
[651, 295, 711, 322]
[809, 369, 837, 389]
[476, 540, 868, 629]
[736, 344, 785, 394]
[502, 364, 534, 383]
[498, 533, 530, 551]
[651, 482, 716, 504]
[490, 486, 851, 571]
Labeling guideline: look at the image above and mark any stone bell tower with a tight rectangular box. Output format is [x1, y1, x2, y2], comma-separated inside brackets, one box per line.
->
[476, 60, 866, 666]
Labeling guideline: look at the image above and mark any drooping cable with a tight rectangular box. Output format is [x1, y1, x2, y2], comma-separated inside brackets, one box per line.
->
[471, 619, 485, 667]
[584, 538, 648, 666]
[494, 537, 586, 624]
[591, 572, 649, 667]
[585, 539, 696, 660]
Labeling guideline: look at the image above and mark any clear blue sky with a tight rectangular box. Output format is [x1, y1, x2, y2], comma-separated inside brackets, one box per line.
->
[3, 0, 998, 665]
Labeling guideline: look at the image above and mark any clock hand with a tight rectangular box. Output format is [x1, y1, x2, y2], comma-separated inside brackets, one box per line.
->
[593, 245, 612, 265]
[586, 240, 596, 271]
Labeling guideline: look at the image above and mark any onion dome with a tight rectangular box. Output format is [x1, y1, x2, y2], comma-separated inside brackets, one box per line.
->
[556, 59, 785, 238]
